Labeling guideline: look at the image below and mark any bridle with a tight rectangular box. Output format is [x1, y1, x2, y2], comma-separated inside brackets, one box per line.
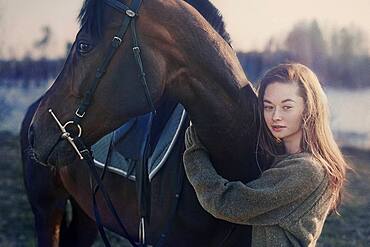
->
[47, 0, 156, 246]
[48, 0, 156, 161]
[43, 0, 238, 246]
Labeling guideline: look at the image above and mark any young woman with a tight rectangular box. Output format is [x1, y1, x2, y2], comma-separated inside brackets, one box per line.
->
[183, 63, 348, 246]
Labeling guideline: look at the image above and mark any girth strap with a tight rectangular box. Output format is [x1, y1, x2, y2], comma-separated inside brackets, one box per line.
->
[136, 112, 153, 246]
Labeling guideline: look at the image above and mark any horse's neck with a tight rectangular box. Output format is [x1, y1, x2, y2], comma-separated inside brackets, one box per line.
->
[177, 74, 261, 182]
[166, 48, 261, 182]
[157, 2, 261, 181]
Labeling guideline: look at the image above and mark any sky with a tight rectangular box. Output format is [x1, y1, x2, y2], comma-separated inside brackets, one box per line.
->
[1, 0, 369, 59]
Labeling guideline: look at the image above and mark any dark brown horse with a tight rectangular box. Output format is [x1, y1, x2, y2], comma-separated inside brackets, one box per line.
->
[24, 0, 262, 246]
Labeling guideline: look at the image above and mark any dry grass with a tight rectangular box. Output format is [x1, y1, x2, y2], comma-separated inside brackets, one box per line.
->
[0, 132, 369, 246]
[318, 147, 370, 246]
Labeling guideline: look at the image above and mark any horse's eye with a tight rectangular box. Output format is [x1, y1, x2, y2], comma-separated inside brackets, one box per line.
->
[77, 41, 93, 54]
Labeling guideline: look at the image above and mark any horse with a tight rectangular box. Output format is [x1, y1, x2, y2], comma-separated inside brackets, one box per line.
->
[24, 0, 263, 246]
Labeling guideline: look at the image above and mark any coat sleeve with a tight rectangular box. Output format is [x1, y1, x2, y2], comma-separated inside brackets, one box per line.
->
[183, 126, 326, 226]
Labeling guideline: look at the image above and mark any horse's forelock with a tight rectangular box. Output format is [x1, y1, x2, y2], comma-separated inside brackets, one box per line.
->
[78, 0, 105, 39]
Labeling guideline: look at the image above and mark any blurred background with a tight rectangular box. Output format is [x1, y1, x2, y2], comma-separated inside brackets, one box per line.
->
[0, 0, 369, 246]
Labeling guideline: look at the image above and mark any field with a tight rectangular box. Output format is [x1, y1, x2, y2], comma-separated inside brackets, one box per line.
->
[0, 131, 369, 246]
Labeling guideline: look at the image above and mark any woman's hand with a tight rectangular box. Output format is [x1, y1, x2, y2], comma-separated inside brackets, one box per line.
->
[185, 125, 204, 150]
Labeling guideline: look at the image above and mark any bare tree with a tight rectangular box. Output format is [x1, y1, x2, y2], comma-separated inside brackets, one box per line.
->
[33, 26, 52, 58]
[284, 21, 327, 68]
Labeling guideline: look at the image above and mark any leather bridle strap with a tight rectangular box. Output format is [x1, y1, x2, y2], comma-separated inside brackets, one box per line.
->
[48, 107, 137, 247]
[131, 17, 157, 114]
[73, 0, 155, 125]
[47, 0, 152, 246]
[91, 136, 114, 247]
[105, 0, 132, 12]
[73, 137, 138, 247]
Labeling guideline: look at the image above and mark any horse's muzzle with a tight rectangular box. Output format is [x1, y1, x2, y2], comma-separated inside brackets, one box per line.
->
[29, 123, 77, 167]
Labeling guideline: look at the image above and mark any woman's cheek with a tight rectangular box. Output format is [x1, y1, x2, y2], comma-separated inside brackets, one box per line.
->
[264, 111, 271, 124]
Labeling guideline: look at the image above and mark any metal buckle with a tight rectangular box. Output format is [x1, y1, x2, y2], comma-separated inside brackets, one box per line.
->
[139, 217, 146, 245]
[126, 9, 136, 17]
[112, 36, 122, 47]
[75, 108, 85, 118]
[63, 121, 82, 138]
[79, 149, 90, 159]
[49, 109, 85, 160]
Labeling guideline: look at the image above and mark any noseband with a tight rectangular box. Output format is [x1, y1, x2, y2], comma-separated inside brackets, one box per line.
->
[47, 0, 156, 246]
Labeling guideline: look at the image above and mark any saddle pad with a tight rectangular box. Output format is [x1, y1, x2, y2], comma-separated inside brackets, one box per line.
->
[92, 104, 187, 181]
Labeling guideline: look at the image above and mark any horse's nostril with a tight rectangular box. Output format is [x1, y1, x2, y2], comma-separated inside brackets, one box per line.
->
[29, 125, 35, 147]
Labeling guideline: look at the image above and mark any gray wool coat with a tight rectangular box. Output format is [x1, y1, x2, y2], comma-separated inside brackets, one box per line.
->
[183, 126, 334, 247]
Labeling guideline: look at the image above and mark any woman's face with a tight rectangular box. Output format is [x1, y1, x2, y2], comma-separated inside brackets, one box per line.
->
[263, 81, 305, 147]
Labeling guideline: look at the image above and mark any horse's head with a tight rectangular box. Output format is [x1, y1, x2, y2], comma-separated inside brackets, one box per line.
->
[29, 0, 189, 166]
[30, 0, 248, 168]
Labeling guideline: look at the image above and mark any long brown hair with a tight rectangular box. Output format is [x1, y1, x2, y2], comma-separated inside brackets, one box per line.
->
[257, 63, 349, 213]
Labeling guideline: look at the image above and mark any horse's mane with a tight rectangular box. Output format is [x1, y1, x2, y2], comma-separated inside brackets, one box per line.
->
[184, 0, 231, 44]
[78, 0, 231, 43]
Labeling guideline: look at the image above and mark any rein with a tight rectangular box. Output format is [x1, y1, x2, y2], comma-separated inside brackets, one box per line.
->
[48, 0, 156, 246]
[45, 0, 237, 246]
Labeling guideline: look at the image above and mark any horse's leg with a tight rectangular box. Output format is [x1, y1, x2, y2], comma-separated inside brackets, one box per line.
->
[32, 200, 66, 247]
[24, 161, 98, 247]
[23, 161, 69, 247]
[59, 199, 98, 247]
[21, 97, 68, 246]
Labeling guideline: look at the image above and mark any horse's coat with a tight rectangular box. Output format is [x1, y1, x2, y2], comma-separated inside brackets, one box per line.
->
[23, 0, 263, 246]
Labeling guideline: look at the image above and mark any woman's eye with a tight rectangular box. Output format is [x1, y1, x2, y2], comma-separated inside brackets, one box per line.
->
[77, 41, 93, 54]
[283, 106, 292, 110]
[264, 105, 273, 111]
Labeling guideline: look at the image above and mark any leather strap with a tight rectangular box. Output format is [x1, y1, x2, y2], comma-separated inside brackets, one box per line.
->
[73, 137, 138, 246]
[74, 0, 145, 123]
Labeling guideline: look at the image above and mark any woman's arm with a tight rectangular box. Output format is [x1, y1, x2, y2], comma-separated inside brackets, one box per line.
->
[183, 126, 327, 225]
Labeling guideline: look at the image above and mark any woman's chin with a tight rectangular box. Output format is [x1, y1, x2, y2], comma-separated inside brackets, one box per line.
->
[271, 132, 285, 140]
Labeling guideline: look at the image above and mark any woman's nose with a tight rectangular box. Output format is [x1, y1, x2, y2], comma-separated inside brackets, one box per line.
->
[272, 109, 282, 121]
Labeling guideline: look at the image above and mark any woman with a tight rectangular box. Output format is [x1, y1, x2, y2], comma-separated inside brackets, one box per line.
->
[183, 63, 348, 246]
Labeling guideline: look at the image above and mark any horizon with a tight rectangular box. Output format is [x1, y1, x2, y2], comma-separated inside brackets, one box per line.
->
[0, 0, 369, 59]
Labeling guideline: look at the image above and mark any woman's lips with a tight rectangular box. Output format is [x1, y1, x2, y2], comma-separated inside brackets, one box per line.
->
[271, 125, 286, 132]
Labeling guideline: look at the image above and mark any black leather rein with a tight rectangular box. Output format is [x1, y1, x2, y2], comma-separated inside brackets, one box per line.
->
[47, 0, 156, 246]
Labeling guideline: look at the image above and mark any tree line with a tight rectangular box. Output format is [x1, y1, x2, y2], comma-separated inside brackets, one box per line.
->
[0, 58, 64, 88]
[0, 20, 369, 89]
[239, 20, 370, 88]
